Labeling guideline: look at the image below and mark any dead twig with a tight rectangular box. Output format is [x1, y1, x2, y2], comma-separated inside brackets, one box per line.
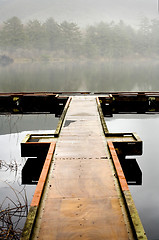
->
[0, 185, 28, 239]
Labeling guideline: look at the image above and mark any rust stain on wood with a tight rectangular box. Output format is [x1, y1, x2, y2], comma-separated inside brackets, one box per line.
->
[31, 142, 56, 207]
[32, 97, 133, 240]
[107, 141, 129, 192]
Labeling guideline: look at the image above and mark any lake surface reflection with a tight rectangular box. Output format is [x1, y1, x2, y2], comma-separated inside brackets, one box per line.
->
[0, 60, 159, 92]
[106, 114, 159, 240]
[0, 114, 59, 232]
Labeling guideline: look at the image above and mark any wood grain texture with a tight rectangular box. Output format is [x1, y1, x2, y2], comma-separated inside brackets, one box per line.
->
[33, 97, 132, 240]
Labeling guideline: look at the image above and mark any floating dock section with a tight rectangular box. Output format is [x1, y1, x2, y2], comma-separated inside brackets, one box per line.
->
[20, 96, 147, 240]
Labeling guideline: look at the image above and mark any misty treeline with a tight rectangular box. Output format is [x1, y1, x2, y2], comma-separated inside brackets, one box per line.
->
[0, 16, 159, 60]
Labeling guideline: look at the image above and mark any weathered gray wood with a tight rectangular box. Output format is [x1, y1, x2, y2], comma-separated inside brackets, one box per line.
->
[32, 97, 133, 240]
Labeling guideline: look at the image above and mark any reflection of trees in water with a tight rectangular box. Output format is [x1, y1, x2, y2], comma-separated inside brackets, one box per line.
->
[0, 114, 58, 135]
[0, 159, 18, 175]
[0, 60, 159, 92]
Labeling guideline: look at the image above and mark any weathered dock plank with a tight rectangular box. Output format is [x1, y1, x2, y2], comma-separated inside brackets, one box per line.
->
[31, 97, 136, 239]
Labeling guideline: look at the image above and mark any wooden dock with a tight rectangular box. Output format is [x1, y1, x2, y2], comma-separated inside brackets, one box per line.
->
[21, 96, 147, 240]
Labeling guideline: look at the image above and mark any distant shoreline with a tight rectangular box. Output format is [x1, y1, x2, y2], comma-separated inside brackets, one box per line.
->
[11, 56, 159, 64]
[1, 51, 159, 66]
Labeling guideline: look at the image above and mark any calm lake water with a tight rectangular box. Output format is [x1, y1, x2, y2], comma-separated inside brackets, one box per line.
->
[0, 59, 159, 92]
[0, 60, 159, 239]
[106, 115, 159, 240]
[0, 114, 59, 232]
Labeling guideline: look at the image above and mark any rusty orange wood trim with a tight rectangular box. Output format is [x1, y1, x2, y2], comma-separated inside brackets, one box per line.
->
[107, 141, 129, 191]
[22, 142, 50, 145]
[31, 142, 56, 207]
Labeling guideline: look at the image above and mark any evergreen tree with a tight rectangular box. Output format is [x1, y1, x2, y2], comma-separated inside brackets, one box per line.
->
[1, 16, 25, 49]
[84, 25, 100, 57]
[43, 18, 61, 51]
[25, 20, 46, 49]
[150, 19, 159, 55]
[136, 17, 151, 56]
[60, 21, 82, 56]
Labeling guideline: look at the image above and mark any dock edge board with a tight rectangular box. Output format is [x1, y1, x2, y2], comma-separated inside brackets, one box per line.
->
[107, 141, 147, 240]
[97, 97, 147, 239]
[20, 142, 56, 240]
[96, 97, 109, 134]
[54, 97, 72, 137]
[20, 97, 72, 239]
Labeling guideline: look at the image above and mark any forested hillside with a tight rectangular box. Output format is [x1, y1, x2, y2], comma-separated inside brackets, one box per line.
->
[0, 16, 159, 60]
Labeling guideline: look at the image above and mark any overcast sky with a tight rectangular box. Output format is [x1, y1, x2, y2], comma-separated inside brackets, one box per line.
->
[0, 0, 158, 26]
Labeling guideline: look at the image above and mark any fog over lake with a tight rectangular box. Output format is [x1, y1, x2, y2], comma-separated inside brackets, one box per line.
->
[0, 0, 158, 27]
[0, 60, 159, 93]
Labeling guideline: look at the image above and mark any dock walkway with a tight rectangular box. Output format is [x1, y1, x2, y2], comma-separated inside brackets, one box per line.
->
[31, 96, 136, 239]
